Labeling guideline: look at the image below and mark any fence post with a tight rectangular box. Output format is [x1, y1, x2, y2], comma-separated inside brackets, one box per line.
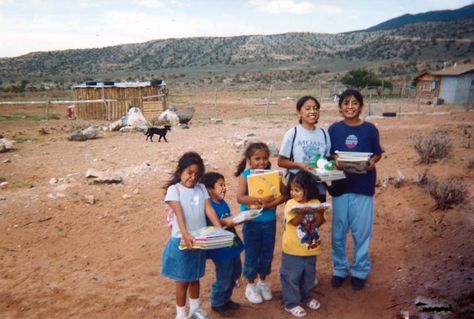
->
[46, 99, 50, 120]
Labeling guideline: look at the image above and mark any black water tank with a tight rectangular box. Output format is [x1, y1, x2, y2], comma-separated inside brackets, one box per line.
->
[150, 79, 163, 86]
[103, 81, 115, 86]
[85, 81, 97, 86]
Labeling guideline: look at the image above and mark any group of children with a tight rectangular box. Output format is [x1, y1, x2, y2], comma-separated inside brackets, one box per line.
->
[160, 89, 383, 319]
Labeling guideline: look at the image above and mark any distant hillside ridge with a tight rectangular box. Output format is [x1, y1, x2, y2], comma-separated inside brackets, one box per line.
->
[0, 19, 473, 84]
[366, 4, 474, 31]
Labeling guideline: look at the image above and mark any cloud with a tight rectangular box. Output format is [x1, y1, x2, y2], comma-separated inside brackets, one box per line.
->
[248, 0, 315, 14]
[78, 1, 98, 8]
[137, 0, 165, 8]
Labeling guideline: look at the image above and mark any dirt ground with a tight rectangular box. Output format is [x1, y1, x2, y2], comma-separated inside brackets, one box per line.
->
[0, 96, 473, 319]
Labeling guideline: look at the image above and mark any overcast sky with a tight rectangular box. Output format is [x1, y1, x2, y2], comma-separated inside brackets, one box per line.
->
[0, 0, 472, 58]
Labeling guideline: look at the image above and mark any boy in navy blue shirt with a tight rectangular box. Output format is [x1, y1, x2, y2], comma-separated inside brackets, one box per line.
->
[328, 89, 383, 290]
[202, 172, 244, 317]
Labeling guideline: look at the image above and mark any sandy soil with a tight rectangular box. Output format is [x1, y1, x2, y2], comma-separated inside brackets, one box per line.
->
[0, 96, 473, 319]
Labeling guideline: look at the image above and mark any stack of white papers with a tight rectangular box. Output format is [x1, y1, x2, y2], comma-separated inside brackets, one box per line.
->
[231, 209, 263, 224]
[179, 226, 235, 250]
[312, 168, 346, 181]
[335, 151, 373, 174]
[290, 203, 331, 214]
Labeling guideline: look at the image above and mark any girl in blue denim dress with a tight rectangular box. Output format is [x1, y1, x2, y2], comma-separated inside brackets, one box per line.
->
[161, 151, 227, 319]
[234, 142, 288, 304]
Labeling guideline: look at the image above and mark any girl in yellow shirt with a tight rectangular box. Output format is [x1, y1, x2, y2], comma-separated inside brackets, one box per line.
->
[280, 171, 329, 317]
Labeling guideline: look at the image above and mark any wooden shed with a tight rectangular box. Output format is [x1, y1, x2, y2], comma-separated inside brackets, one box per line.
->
[72, 80, 168, 120]
[414, 71, 440, 101]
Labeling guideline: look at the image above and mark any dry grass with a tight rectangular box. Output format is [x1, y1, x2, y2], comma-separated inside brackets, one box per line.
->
[410, 130, 453, 164]
[426, 176, 468, 210]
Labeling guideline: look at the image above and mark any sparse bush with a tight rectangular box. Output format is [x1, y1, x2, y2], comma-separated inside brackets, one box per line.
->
[411, 130, 452, 164]
[426, 176, 467, 210]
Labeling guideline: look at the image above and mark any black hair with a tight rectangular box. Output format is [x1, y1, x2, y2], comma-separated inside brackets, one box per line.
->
[201, 172, 225, 190]
[296, 96, 320, 124]
[234, 142, 271, 177]
[338, 89, 364, 108]
[290, 170, 321, 201]
[163, 151, 205, 192]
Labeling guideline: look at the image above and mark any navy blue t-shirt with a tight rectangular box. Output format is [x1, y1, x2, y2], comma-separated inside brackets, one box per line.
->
[328, 121, 383, 196]
[206, 199, 244, 261]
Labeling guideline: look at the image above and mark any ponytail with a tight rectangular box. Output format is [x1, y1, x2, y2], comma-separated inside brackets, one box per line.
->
[234, 158, 247, 177]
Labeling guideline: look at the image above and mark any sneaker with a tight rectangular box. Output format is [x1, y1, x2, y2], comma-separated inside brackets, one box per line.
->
[225, 300, 241, 310]
[187, 308, 210, 319]
[331, 275, 347, 288]
[256, 281, 272, 301]
[211, 305, 231, 317]
[351, 276, 366, 290]
[245, 283, 263, 304]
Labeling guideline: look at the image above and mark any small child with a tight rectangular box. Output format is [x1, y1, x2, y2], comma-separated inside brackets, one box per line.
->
[235, 142, 288, 304]
[161, 151, 222, 319]
[280, 171, 327, 318]
[201, 172, 244, 318]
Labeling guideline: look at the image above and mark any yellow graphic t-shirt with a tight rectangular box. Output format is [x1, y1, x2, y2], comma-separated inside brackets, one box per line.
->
[282, 199, 324, 256]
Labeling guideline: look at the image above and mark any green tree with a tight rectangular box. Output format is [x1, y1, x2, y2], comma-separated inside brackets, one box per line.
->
[340, 69, 375, 89]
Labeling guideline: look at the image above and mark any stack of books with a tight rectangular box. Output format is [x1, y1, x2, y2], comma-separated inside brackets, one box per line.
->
[231, 209, 263, 224]
[335, 151, 373, 174]
[179, 226, 235, 250]
[248, 170, 281, 198]
[312, 168, 346, 181]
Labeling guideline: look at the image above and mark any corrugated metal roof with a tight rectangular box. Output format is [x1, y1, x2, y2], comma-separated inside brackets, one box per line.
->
[431, 64, 474, 76]
[72, 80, 166, 88]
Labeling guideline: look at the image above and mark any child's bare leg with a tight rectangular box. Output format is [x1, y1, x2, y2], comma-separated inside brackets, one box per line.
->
[176, 281, 189, 307]
[188, 280, 200, 299]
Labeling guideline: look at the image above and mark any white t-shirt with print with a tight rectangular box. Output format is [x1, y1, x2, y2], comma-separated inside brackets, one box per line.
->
[165, 183, 209, 238]
[279, 124, 331, 174]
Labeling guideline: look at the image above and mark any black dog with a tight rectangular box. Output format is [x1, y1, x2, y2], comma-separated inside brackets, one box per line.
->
[145, 125, 171, 142]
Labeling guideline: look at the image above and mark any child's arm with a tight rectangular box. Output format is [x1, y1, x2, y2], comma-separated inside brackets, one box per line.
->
[278, 155, 311, 171]
[367, 154, 381, 171]
[168, 201, 194, 249]
[204, 199, 223, 228]
[288, 206, 311, 226]
[236, 175, 265, 208]
[315, 206, 326, 227]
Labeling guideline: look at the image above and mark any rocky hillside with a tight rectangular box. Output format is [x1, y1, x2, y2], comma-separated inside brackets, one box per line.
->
[0, 19, 473, 88]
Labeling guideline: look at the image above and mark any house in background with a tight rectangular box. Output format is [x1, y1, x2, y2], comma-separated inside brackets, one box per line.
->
[415, 64, 474, 105]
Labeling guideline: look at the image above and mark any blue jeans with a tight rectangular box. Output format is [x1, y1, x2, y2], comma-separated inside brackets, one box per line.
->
[210, 256, 242, 307]
[242, 220, 276, 280]
[280, 252, 316, 309]
[332, 193, 374, 279]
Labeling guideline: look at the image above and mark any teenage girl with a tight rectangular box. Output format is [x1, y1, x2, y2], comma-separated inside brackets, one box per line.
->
[328, 89, 383, 290]
[280, 170, 327, 317]
[161, 151, 223, 319]
[235, 142, 288, 304]
[278, 95, 331, 203]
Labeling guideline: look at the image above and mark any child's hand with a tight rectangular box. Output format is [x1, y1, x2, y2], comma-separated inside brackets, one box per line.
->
[367, 157, 377, 171]
[300, 206, 313, 215]
[182, 232, 195, 250]
[221, 217, 234, 228]
[299, 162, 312, 171]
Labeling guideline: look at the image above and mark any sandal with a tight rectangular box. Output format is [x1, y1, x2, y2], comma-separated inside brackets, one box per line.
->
[306, 298, 321, 310]
[285, 305, 307, 317]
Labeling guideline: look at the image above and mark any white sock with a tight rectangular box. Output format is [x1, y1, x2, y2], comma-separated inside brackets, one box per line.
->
[189, 298, 200, 313]
[176, 305, 186, 319]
